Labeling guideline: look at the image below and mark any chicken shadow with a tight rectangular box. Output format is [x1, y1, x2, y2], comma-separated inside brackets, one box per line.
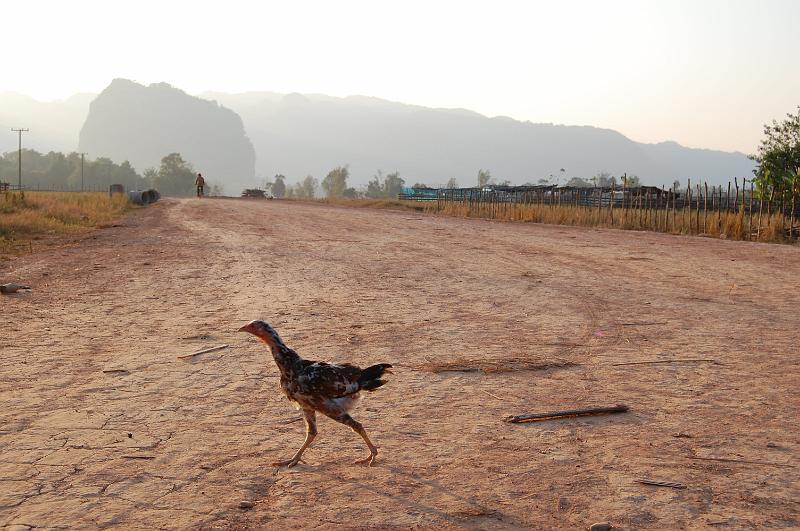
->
[306, 462, 528, 528]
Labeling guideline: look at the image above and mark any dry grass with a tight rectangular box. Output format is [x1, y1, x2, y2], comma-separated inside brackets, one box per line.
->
[286, 196, 795, 243]
[1, 191, 132, 255]
[432, 201, 794, 243]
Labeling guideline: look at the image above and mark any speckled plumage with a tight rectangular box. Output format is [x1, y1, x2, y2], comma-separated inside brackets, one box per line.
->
[239, 319, 392, 467]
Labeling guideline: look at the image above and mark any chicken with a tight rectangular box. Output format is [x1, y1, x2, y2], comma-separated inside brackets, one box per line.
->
[238, 320, 392, 467]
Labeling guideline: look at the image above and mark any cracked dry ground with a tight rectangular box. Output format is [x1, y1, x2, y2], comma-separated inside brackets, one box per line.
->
[1, 198, 798, 529]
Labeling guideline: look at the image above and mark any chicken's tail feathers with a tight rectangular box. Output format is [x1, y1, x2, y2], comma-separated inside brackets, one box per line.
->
[358, 363, 393, 391]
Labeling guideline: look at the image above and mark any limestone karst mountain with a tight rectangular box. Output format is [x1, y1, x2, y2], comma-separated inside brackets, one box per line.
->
[79, 79, 255, 193]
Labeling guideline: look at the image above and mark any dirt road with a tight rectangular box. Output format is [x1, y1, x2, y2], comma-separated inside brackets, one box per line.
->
[2, 198, 798, 529]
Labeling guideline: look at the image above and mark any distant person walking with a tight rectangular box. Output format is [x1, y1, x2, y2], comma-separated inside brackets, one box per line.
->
[195, 173, 205, 198]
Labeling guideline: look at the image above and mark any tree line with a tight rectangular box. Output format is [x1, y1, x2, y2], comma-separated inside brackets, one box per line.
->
[0, 150, 221, 196]
[265, 166, 402, 199]
[0, 150, 146, 191]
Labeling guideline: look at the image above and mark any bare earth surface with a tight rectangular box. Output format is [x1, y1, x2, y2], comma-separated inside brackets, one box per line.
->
[1, 198, 798, 529]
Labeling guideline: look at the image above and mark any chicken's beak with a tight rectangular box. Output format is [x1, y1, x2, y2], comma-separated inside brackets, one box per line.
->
[238, 324, 249, 333]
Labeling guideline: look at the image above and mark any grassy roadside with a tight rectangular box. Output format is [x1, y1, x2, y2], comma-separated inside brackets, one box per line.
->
[1, 191, 134, 257]
[285, 196, 794, 243]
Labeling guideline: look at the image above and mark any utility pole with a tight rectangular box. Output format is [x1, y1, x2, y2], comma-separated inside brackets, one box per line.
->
[80, 152, 88, 192]
[11, 128, 29, 190]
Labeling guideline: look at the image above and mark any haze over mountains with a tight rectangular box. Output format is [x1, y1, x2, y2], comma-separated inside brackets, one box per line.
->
[79, 80, 255, 193]
[0, 92, 94, 154]
[2, 79, 756, 192]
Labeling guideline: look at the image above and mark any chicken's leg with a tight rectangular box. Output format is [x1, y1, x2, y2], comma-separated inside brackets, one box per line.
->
[273, 409, 317, 468]
[335, 413, 378, 466]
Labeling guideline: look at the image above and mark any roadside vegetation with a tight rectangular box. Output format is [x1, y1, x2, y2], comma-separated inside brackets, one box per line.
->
[0, 150, 219, 197]
[433, 198, 793, 243]
[0, 191, 132, 256]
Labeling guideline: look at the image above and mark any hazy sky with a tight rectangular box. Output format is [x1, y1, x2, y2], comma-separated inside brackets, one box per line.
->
[3, 0, 798, 153]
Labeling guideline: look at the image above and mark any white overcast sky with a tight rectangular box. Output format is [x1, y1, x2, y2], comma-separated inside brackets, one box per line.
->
[3, 0, 799, 153]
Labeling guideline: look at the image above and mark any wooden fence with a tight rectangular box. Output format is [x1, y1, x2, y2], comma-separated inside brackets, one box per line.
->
[426, 177, 799, 243]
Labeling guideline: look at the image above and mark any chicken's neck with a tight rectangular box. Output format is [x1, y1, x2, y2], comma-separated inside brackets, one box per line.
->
[269, 344, 302, 375]
[256, 331, 302, 375]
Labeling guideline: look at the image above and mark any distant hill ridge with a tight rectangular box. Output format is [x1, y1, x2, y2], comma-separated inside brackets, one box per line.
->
[200, 89, 755, 188]
[1, 81, 755, 191]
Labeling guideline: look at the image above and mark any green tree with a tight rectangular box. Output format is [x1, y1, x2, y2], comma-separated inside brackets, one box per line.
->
[592, 171, 616, 188]
[152, 153, 195, 196]
[299, 175, 317, 198]
[322, 165, 350, 198]
[289, 175, 317, 198]
[144, 167, 158, 186]
[365, 170, 385, 199]
[271, 174, 287, 198]
[751, 106, 800, 191]
[623, 174, 641, 187]
[383, 171, 405, 198]
[566, 177, 592, 187]
[446, 177, 458, 189]
[477, 169, 492, 187]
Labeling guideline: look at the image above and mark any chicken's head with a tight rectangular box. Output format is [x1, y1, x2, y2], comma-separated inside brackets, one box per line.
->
[238, 319, 284, 349]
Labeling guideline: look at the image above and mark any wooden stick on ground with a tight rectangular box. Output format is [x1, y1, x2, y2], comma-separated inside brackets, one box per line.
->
[505, 405, 628, 423]
[177, 344, 229, 359]
[612, 359, 716, 366]
[637, 479, 687, 489]
[480, 388, 506, 401]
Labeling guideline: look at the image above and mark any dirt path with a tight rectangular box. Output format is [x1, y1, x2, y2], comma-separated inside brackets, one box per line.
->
[1, 198, 798, 529]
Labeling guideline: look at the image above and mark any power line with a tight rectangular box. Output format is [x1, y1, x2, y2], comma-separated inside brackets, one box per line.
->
[11, 128, 29, 190]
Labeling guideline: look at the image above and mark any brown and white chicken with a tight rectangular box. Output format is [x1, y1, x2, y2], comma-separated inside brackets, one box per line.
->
[239, 320, 392, 467]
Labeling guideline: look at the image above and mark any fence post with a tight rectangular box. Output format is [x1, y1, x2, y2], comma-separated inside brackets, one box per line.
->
[737, 179, 743, 238]
[684, 179, 690, 234]
[748, 180, 754, 240]
[622, 174, 627, 227]
[695, 184, 701, 234]
[596, 187, 602, 222]
[767, 185, 775, 231]
[791, 173, 797, 240]
[727, 181, 732, 214]
[609, 181, 615, 226]
[640, 191, 645, 228]
[671, 183, 677, 232]
[756, 183, 765, 240]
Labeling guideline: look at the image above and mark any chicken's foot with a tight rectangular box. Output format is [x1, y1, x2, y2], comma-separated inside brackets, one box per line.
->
[273, 409, 316, 468]
[334, 413, 379, 467]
